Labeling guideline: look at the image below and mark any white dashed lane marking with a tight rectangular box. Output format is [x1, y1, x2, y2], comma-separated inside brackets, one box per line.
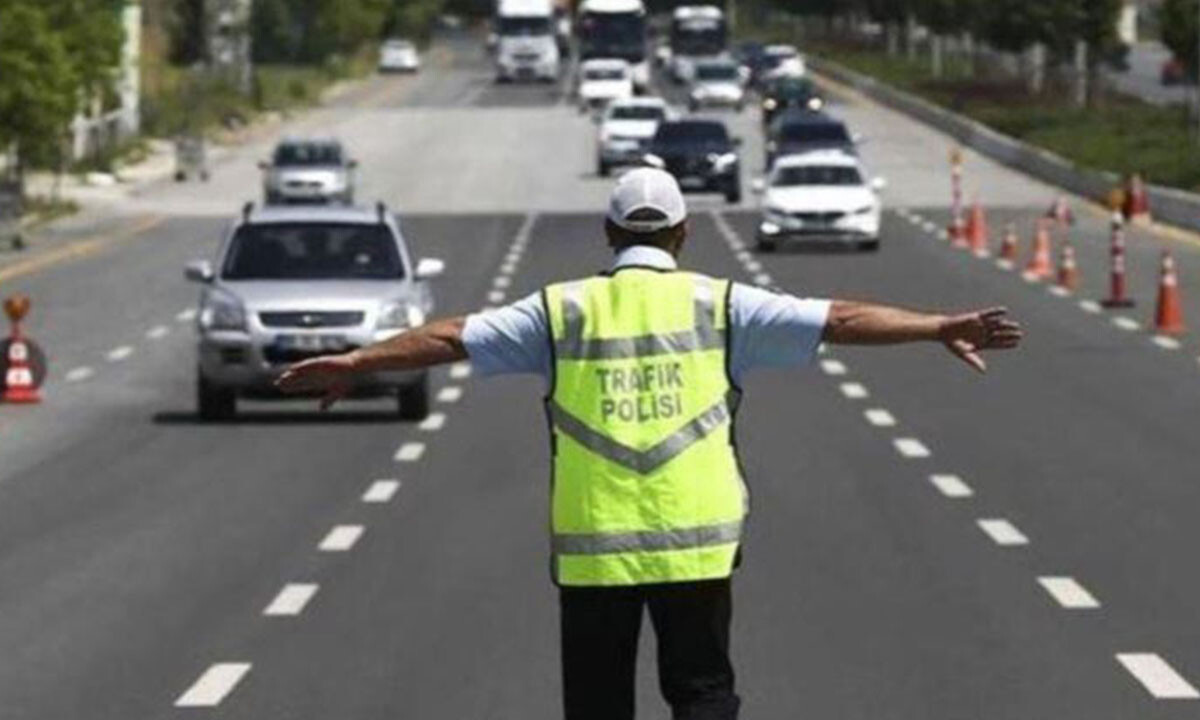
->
[892, 438, 931, 458]
[449, 363, 472, 380]
[146, 325, 170, 340]
[263, 583, 319, 616]
[395, 442, 426, 462]
[363, 479, 401, 503]
[1116, 653, 1200, 700]
[744, 260, 763, 273]
[819, 359, 848, 376]
[176, 308, 197, 323]
[65, 366, 94, 383]
[753, 273, 772, 286]
[418, 412, 447, 432]
[1112, 316, 1140, 332]
[437, 385, 463, 403]
[839, 382, 868, 399]
[1152, 335, 1182, 350]
[106, 346, 134, 362]
[175, 663, 252, 708]
[1078, 299, 1102, 314]
[493, 276, 511, 289]
[487, 290, 506, 304]
[864, 409, 896, 427]
[929, 474, 973, 498]
[995, 259, 1015, 271]
[1037, 577, 1100, 609]
[318, 525, 364, 552]
[1047, 285, 1071, 297]
[977, 518, 1029, 546]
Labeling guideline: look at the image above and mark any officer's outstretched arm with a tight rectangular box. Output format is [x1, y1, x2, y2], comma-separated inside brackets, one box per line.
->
[823, 301, 1022, 373]
[274, 317, 468, 409]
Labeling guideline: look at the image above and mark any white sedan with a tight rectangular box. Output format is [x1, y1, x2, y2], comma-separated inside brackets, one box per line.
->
[379, 39, 420, 73]
[578, 59, 634, 113]
[596, 97, 674, 176]
[755, 150, 885, 252]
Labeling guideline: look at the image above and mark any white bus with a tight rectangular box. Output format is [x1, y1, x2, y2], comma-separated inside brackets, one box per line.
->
[576, 0, 649, 91]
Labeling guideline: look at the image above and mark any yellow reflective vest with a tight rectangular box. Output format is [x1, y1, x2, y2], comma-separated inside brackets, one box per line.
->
[543, 267, 747, 586]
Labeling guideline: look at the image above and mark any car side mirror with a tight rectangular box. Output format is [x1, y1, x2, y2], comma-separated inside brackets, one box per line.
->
[415, 257, 446, 280]
[871, 176, 888, 191]
[731, 137, 743, 148]
[348, 159, 359, 169]
[642, 153, 666, 169]
[185, 259, 214, 283]
[752, 178, 767, 194]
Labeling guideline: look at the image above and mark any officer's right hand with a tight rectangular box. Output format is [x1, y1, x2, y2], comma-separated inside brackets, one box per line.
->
[937, 307, 1023, 373]
[275, 353, 358, 410]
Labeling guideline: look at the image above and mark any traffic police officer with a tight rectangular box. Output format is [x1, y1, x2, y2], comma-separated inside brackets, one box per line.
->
[277, 168, 1022, 720]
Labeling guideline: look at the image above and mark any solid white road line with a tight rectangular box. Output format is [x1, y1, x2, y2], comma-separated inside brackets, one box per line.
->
[418, 412, 447, 432]
[176, 308, 197, 323]
[263, 583, 319, 616]
[106, 346, 134, 362]
[864, 409, 897, 427]
[363, 479, 401, 503]
[820, 359, 848, 376]
[450, 363, 472, 379]
[1113, 316, 1140, 331]
[146, 325, 170, 340]
[839, 382, 869, 399]
[1037, 577, 1100, 609]
[65, 366, 94, 383]
[395, 442, 425, 462]
[175, 663, 252, 707]
[1152, 335, 1182, 350]
[318, 525, 364, 552]
[1116, 653, 1200, 700]
[437, 386, 463, 403]
[929, 474, 973, 498]
[977, 518, 1029, 546]
[892, 438, 930, 458]
[1078, 299, 1102, 314]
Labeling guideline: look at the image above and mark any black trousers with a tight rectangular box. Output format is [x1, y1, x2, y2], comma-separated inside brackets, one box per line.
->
[559, 578, 740, 720]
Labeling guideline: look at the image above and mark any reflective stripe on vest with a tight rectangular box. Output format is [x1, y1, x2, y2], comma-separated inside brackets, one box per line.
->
[546, 269, 746, 587]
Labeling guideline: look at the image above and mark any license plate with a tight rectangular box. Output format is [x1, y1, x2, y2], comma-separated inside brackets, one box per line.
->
[273, 334, 348, 352]
[678, 176, 706, 189]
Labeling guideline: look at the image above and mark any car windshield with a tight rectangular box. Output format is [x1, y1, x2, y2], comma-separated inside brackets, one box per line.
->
[780, 123, 850, 143]
[770, 78, 814, 98]
[385, 40, 413, 50]
[497, 16, 552, 36]
[273, 143, 343, 167]
[222, 223, 404, 280]
[773, 165, 863, 187]
[610, 105, 665, 120]
[585, 67, 626, 80]
[696, 64, 738, 81]
[654, 122, 727, 145]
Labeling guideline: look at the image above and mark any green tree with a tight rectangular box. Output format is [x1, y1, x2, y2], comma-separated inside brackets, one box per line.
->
[1161, 0, 1199, 81]
[0, 2, 79, 190]
[41, 0, 126, 109]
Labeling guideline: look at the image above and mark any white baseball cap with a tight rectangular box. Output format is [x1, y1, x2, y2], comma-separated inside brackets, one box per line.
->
[607, 168, 688, 232]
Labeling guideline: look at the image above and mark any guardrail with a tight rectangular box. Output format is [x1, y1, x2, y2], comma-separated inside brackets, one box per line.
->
[808, 55, 1200, 234]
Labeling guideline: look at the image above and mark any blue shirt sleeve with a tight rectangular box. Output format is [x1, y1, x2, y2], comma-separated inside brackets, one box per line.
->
[461, 292, 552, 379]
[728, 282, 830, 386]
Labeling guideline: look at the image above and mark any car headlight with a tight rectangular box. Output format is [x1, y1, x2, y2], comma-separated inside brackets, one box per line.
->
[199, 288, 246, 331]
[708, 152, 738, 171]
[763, 98, 778, 111]
[378, 301, 425, 330]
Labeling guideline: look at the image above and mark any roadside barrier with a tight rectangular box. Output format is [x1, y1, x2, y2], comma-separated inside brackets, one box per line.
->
[1056, 243, 1079, 292]
[1154, 251, 1186, 336]
[1102, 215, 1135, 308]
[2, 295, 44, 404]
[1023, 219, 1054, 280]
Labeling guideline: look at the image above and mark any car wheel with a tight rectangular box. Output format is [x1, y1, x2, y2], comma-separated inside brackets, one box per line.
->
[197, 373, 237, 421]
[688, 99, 699, 113]
[597, 159, 610, 177]
[858, 239, 881, 252]
[756, 237, 778, 252]
[725, 184, 742, 204]
[397, 375, 430, 421]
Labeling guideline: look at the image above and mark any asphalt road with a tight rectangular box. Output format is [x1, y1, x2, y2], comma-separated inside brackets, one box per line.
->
[1, 30, 1199, 719]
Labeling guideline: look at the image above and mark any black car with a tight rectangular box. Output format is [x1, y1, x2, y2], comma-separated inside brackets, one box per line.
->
[645, 120, 742, 203]
[765, 111, 856, 169]
[761, 75, 823, 128]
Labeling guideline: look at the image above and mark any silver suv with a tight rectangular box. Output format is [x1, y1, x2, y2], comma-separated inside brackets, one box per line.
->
[259, 137, 357, 205]
[185, 203, 445, 421]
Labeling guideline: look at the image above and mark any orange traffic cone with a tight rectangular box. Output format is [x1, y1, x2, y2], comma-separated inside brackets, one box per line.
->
[1155, 251, 1185, 336]
[998, 223, 1019, 262]
[1023, 220, 1053, 280]
[1056, 243, 1079, 292]
[2, 296, 41, 404]
[967, 202, 989, 255]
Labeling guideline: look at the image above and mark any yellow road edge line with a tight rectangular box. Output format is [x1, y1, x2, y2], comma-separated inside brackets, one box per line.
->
[0, 214, 166, 285]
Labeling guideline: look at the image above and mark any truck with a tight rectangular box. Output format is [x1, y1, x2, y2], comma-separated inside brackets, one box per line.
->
[576, 0, 649, 92]
[494, 0, 561, 83]
[667, 5, 728, 83]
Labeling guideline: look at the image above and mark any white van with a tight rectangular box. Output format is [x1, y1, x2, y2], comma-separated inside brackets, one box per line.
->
[495, 0, 561, 82]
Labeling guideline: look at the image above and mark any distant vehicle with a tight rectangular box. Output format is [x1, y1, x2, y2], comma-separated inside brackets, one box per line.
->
[494, 0, 561, 82]
[755, 44, 805, 86]
[668, 5, 727, 84]
[185, 203, 446, 421]
[553, 4, 572, 56]
[578, 58, 634, 112]
[378, 39, 420, 73]
[577, 0, 650, 91]
[761, 75, 823, 127]
[754, 150, 884, 252]
[765, 112, 858, 168]
[643, 119, 741, 203]
[596, 96, 673, 176]
[688, 58, 745, 112]
[260, 138, 357, 206]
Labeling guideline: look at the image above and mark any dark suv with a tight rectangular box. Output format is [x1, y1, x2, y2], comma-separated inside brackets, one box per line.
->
[761, 75, 823, 128]
[644, 120, 742, 203]
[765, 111, 856, 169]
